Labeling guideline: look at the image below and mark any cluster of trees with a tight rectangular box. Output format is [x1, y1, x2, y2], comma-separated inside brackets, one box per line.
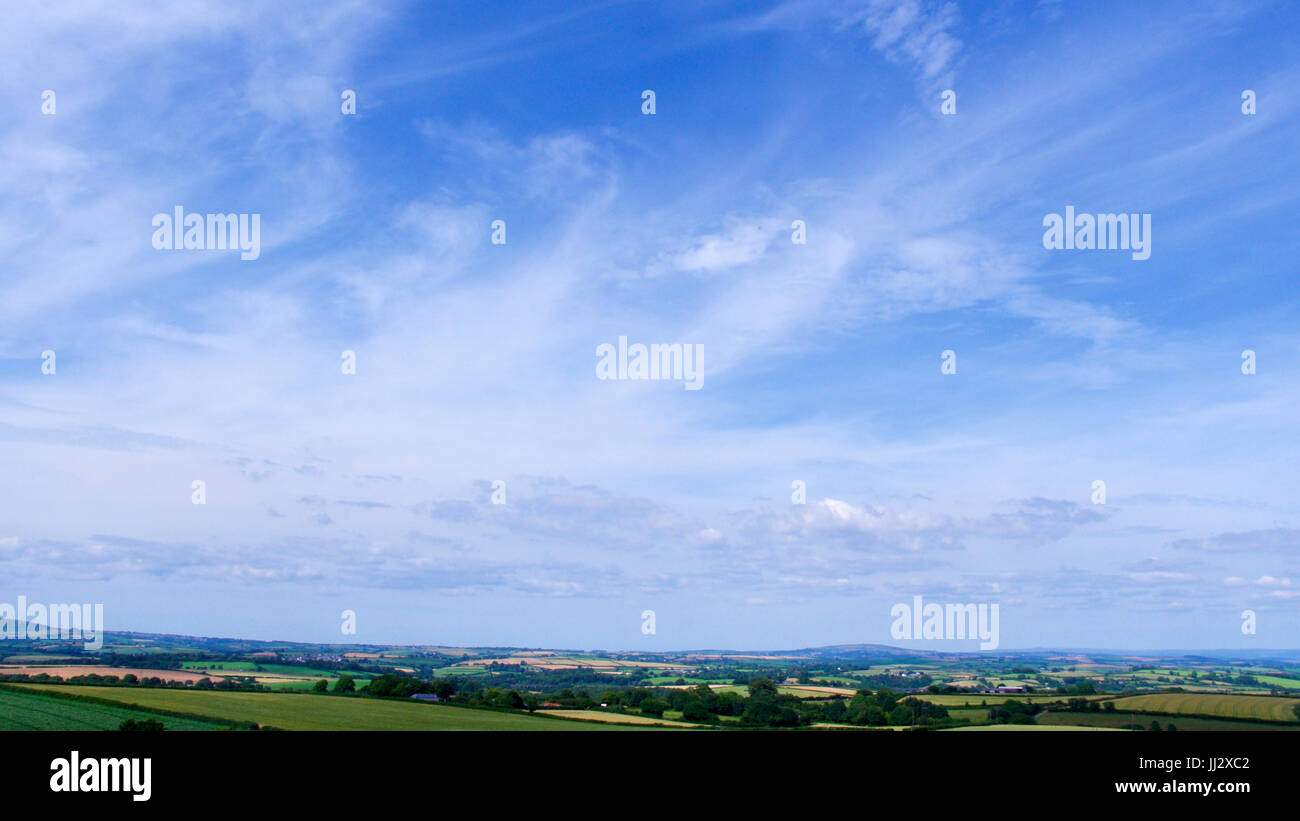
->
[439, 666, 658, 691]
[597, 679, 806, 726]
[840, 688, 949, 726]
[349, 673, 456, 700]
[331, 674, 541, 711]
[987, 700, 1041, 725]
[543, 679, 952, 728]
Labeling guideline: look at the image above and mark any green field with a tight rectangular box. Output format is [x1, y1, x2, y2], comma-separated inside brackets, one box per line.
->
[180, 661, 257, 672]
[914, 694, 1105, 706]
[263, 680, 324, 691]
[180, 662, 373, 679]
[946, 707, 991, 724]
[0, 687, 223, 731]
[11, 685, 650, 731]
[1254, 675, 1300, 690]
[256, 664, 375, 678]
[1107, 693, 1300, 722]
[944, 724, 1121, 731]
[1037, 711, 1300, 731]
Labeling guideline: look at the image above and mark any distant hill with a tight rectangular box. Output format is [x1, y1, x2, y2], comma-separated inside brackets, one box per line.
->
[3, 624, 1297, 661]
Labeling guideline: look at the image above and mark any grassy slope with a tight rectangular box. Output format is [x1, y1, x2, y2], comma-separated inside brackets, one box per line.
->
[1037, 711, 1300, 731]
[11, 685, 649, 731]
[1107, 693, 1300, 722]
[944, 724, 1122, 731]
[0, 687, 222, 731]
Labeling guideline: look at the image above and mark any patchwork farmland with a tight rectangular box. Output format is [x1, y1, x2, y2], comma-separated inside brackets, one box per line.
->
[2, 631, 1298, 731]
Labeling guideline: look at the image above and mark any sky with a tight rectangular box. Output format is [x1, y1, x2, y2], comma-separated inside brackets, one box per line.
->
[0, 0, 1297, 652]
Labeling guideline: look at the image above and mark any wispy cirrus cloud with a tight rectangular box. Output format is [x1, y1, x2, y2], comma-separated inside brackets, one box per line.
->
[1, 1, 1297, 649]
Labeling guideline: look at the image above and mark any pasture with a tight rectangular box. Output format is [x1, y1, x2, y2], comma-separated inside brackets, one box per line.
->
[1036, 711, 1300, 731]
[0, 687, 223, 731]
[913, 693, 1105, 706]
[1106, 693, 1300, 722]
[10, 685, 644, 731]
[944, 724, 1121, 731]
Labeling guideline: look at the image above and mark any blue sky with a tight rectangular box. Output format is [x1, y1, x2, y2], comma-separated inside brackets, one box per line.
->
[1, 0, 1298, 651]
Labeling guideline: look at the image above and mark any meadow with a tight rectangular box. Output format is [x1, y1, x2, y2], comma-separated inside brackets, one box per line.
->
[944, 724, 1120, 731]
[1035, 711, 1300, 731]
[0, 687, 223, 731]
[1106, 693, 1300, 723]
[10, 685, 651, 731]
[913, 693, 1107, 707]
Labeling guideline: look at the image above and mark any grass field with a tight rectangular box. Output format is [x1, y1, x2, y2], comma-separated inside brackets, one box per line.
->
[1036, 711, 1300, 731]
[946, 707, 991, 723]
[914, 694, 1106, 706]
[943, 724, 1122, 731]
[1254, 675, 1300, 690]
[180, 661, 257, 672]
[0, 687, 223, 731]
[1107, 693, 1300, 722]
[10, 685, 647, 731]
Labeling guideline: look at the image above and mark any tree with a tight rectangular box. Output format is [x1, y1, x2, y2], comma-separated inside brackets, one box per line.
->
[432, 679, 456, 700]
[822, 699, 847, 723]
[334, 675, 356, 693]
[748, 678, 779, 698]
[312, 679, 329, 693]
[681, 700, 712, 722]
[639, 697, 668, 717]
[742, 697, 781, 726]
